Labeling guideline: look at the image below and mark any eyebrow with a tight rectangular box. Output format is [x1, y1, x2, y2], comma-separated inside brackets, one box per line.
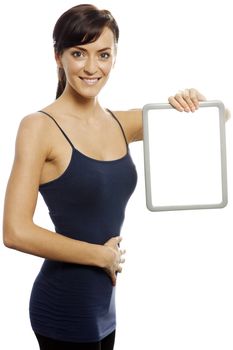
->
[73, 46, 112, 52]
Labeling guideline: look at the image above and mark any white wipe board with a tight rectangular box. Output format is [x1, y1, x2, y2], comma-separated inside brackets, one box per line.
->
[142, 101, 228, 211]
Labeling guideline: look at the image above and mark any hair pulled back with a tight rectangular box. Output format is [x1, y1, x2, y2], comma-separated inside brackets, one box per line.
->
[53, 4, 119, 99]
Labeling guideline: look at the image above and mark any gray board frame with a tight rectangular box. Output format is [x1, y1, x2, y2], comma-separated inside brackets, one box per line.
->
[142, 100, 228, 211]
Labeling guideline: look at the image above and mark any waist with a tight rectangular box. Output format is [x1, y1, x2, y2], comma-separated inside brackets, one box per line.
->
[50, 219, 123, 244]
[40, 260, 111, 286]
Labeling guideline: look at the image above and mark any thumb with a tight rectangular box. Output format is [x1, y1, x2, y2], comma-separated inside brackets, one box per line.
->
[111, 272, 117, 286]
[225, 108, 231, 122]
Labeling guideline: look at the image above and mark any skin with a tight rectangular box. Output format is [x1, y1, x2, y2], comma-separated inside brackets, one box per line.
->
[3, 27, 226, 286]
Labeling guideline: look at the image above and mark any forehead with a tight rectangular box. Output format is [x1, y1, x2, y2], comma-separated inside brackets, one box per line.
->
[78, 27, 115, 50]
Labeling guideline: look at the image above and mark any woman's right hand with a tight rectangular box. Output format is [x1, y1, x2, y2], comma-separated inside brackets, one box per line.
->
[102, 236, 126, 286]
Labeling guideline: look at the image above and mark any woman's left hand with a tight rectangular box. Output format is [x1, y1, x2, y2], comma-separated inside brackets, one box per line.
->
[168, 88, 206, 112]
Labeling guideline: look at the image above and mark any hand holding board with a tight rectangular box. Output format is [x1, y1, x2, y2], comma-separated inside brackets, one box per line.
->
[143, 101, 228, 211]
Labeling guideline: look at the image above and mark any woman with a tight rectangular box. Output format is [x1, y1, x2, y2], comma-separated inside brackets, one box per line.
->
[3, 4, 209, 350]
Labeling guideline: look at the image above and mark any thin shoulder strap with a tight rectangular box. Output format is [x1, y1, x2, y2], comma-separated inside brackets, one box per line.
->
[38, 110, 75, 149]
[106, 109, 128, 147]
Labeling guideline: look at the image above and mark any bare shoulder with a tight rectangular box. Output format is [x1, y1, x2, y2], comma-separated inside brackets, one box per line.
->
[3, 112, 55, 233]
[19, 112, 50, 135]
[113, 109, 143, 143]
[16, 112, 53, 158]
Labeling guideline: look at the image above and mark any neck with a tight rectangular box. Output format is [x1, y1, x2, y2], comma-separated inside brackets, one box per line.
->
[55, 85, 104, 120]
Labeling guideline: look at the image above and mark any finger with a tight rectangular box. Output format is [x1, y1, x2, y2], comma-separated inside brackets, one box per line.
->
[119, 257, 125, 264]
[182, 89, 196, 112]
[115, 236, 123, 248]
[189, 88, 206, 109]
[115, 236, 122, 244]
[117, 265, 122, 273]
[175, 91, 190, 112]
[189, 88, 200, 109]
[168, 96, 184, 112]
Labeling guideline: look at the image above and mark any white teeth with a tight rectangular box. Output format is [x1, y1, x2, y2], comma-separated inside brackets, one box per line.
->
[82, 78, 99, 85]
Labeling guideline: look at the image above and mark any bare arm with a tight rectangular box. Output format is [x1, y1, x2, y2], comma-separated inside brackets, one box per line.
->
[115, 109, 143, 143]
[3, 115, 121, 278]
[115, 90, 230, 144]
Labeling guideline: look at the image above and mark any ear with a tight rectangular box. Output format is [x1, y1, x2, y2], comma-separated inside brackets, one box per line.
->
[112, 55, 117, 69]
[112, 46, 117, 68]
[54, 51, 63, 68]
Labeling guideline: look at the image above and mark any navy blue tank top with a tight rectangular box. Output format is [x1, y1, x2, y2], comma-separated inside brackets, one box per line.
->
[29, 110, 137, 342]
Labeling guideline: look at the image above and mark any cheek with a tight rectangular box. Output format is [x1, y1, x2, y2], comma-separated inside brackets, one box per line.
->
[99, 61, 114, 75]
[62, 58, 114, 78]
[62, 62, 85, 83]
[65, 61, 85, 74]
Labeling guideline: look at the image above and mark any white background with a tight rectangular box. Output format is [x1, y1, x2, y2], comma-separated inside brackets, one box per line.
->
[0, 0, 233, 349]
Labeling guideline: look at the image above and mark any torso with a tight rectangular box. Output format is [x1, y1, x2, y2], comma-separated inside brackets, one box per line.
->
[30, 106, 138, 342]
[39, 107, 142, 186]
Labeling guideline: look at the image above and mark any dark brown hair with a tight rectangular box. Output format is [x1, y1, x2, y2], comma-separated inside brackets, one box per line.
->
[53, 4, 119, 99]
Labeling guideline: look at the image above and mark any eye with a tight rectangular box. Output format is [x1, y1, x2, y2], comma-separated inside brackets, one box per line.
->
[100, 52, 111, 60]
[71, 50, 85, 58]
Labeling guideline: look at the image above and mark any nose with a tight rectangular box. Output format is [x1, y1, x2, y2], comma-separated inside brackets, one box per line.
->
[83, 57, 98, 76]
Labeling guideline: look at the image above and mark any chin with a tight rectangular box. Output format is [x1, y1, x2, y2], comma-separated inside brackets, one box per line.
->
[76, 87, 105, 99]
[75, 91, 100, 100]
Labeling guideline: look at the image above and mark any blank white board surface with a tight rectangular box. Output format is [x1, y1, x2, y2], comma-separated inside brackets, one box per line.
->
[142, 101, 228, 211]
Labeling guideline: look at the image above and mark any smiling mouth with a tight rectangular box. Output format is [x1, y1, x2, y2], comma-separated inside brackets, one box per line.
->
[79, 77, 101, 85]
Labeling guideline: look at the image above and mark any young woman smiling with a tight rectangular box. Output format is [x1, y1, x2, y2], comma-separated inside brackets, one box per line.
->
[3, 4, 212, 350]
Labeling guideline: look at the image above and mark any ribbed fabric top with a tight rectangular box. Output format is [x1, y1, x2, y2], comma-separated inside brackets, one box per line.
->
[29, 110, 138, 342]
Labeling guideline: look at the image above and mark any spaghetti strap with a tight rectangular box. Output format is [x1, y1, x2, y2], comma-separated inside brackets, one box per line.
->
[106, 109, 129, 148]
[38, 110, 75, 149]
